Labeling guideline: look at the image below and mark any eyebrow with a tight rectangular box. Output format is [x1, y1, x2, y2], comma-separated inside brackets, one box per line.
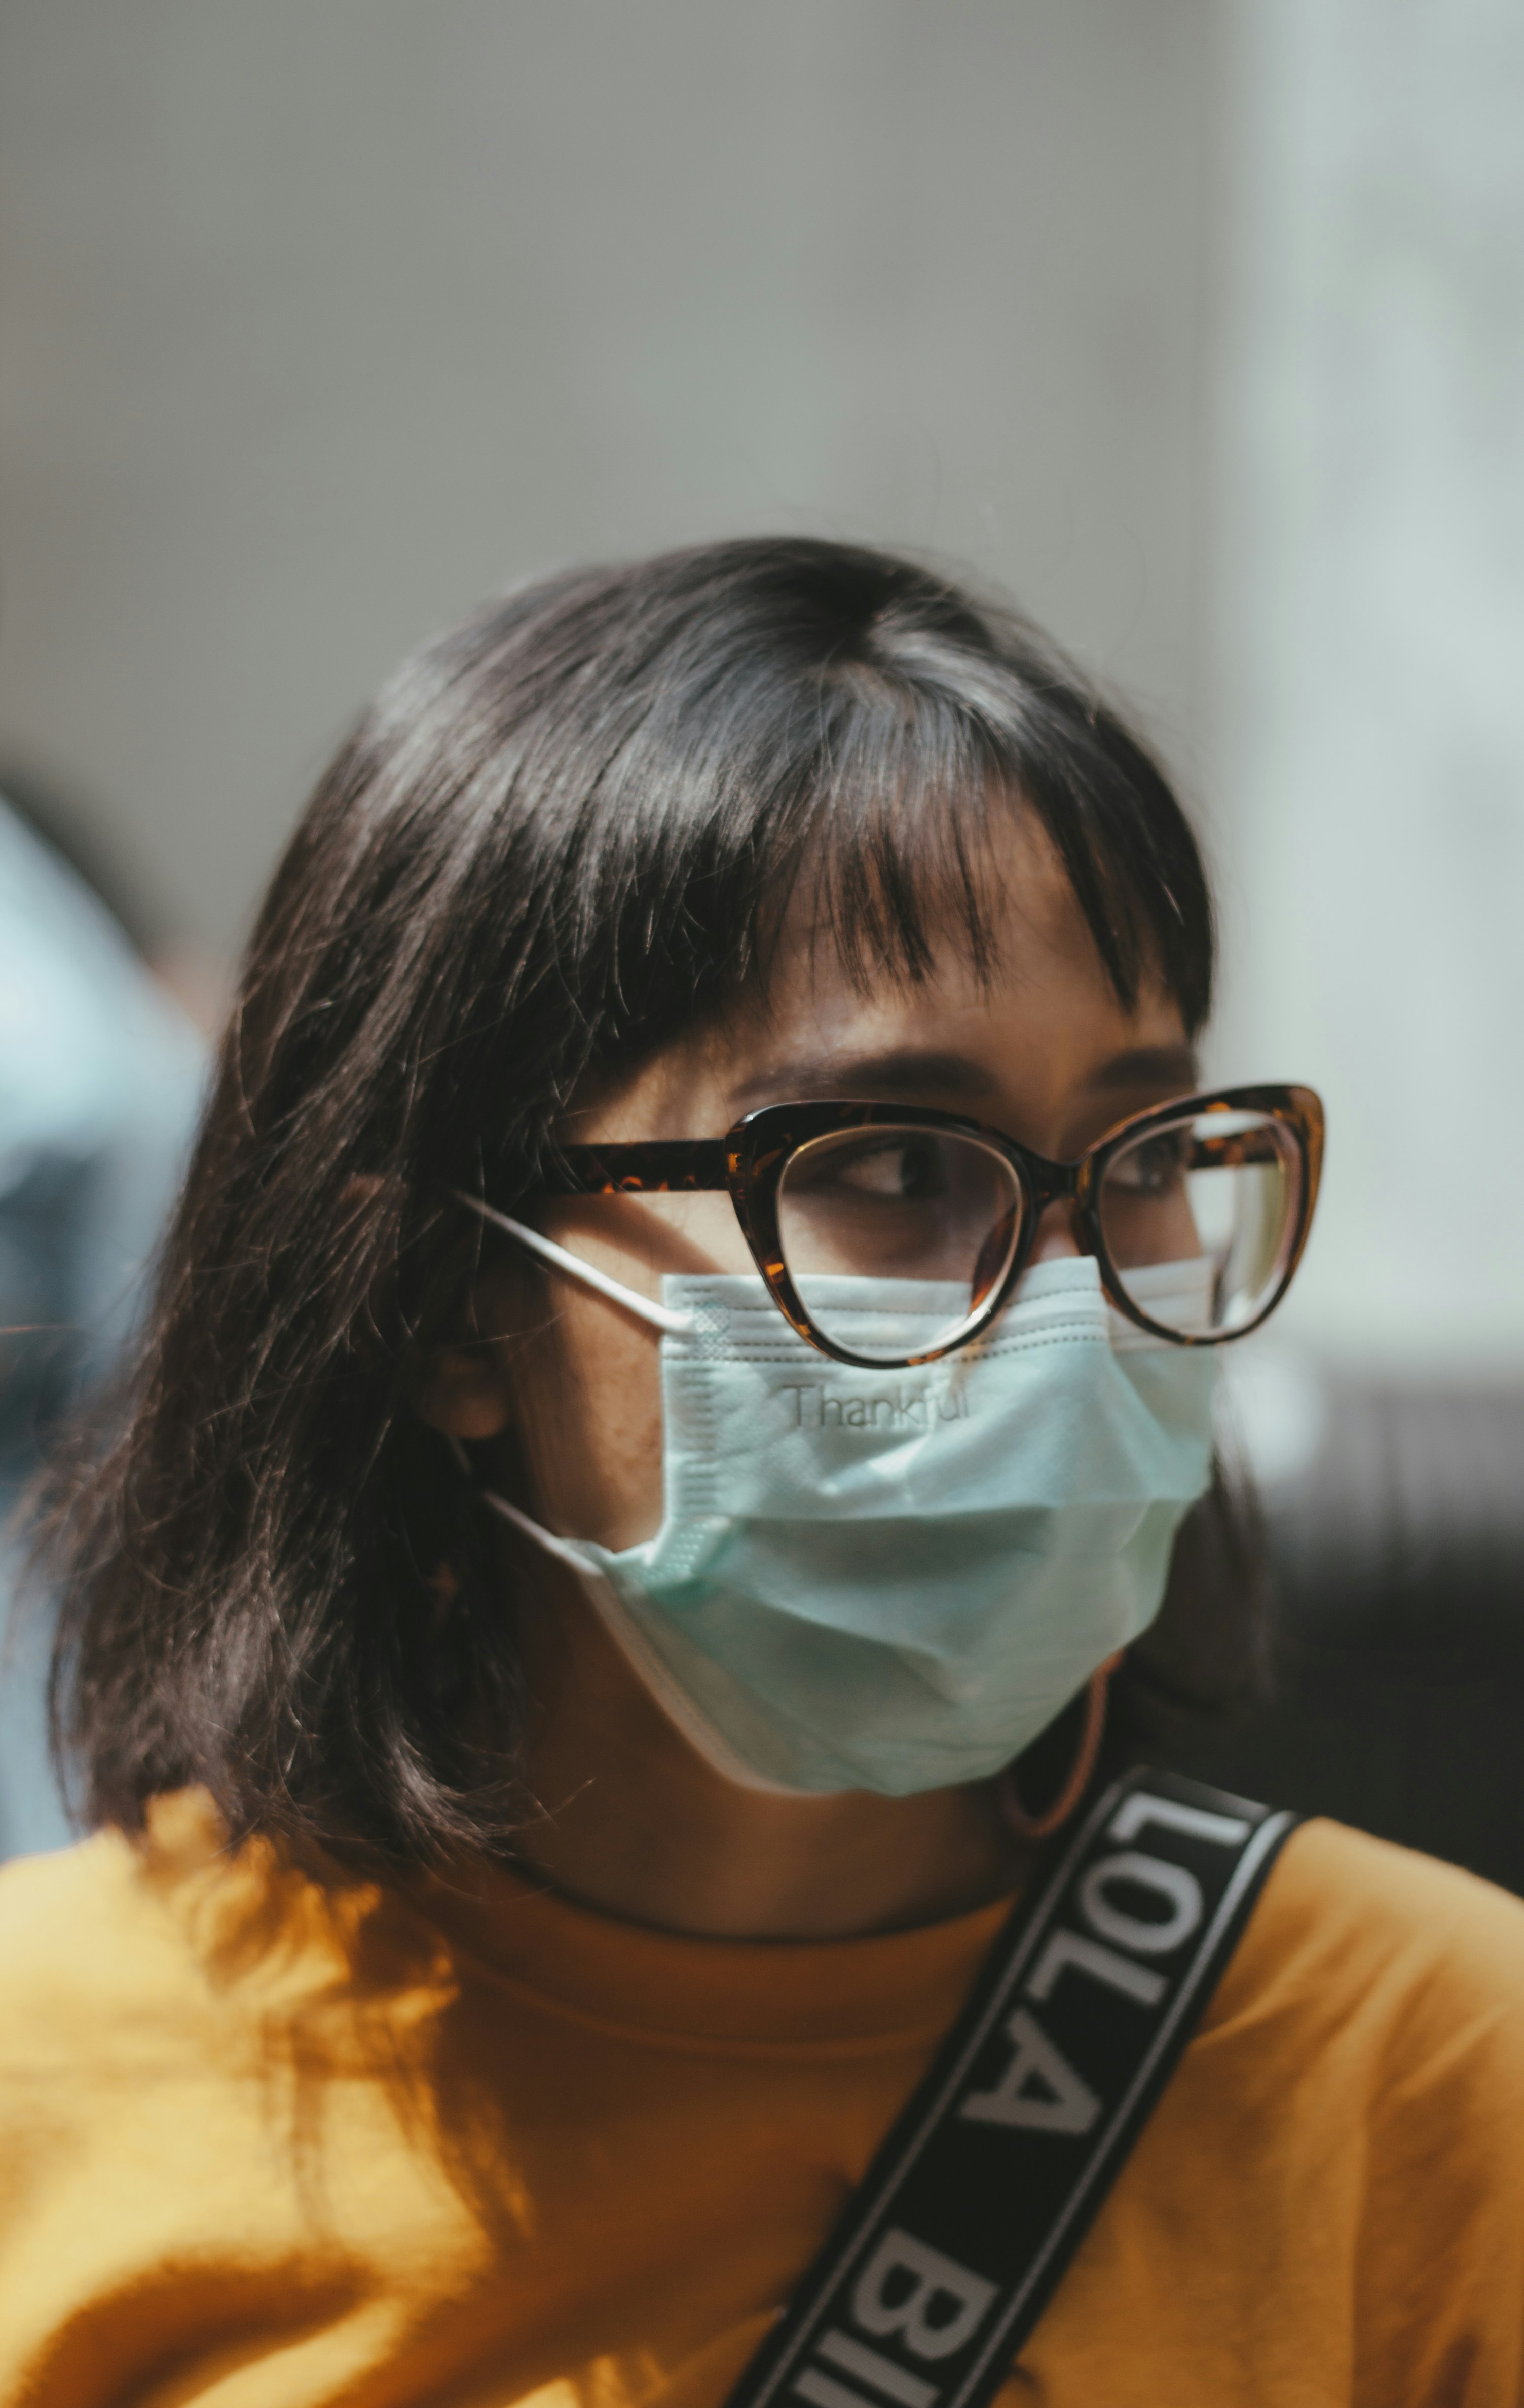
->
[729, 1050, 1003, 1111]
[730, 1041, 1199, 1114]
[1086, 1043, 1199, 1094]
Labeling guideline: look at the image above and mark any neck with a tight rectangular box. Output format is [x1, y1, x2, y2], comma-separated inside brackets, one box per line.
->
[488, 1554, 1029, 1942]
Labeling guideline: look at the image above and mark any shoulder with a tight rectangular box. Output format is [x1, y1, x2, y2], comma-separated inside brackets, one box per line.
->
[0, 1826, 158, 2009]
[1202, 1817, 1524, 2140]
[1053, 1825, 1524, 2389]
[0, 1800, 464, 2392]
[0, 1792, 400, 2096]
[1222, 1815, 1524, 2027]
[0, 1799, 224, 2076]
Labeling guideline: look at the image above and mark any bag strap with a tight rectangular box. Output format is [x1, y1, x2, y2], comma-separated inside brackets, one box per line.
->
[725, 1766, 1300, 2408]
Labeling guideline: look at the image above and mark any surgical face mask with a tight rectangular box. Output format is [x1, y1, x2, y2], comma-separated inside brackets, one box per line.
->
[479, 1236, 1218, 1799]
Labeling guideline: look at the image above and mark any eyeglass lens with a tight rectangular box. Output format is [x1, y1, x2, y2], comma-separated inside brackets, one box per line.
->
[1096, 1108, 1302, 1338]
[776, 1128, 1023, 1364]
[774, 1110, 1302, 1362]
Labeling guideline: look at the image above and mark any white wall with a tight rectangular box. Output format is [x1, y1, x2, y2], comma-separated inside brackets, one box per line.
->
[1212, 0, 1524, 1372]
[0, 0, 1214, 953]
[7, 3, 1520, 1376]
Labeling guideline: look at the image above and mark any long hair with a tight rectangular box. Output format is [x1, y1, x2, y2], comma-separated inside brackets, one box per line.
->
[42, 537, 1219, 1870]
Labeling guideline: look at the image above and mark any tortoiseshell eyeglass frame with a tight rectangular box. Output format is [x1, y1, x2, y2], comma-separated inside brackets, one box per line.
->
[522, 1083, 1325, 1370]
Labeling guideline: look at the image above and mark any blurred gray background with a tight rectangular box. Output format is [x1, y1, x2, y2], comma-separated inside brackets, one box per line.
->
[2, 0, 1522, 1376]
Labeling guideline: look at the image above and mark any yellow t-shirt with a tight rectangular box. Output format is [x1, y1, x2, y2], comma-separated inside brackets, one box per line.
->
[1, 1793, 1521, 2405]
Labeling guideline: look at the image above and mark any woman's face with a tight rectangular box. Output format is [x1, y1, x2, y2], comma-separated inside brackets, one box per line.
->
[421, 812, 1195, 1550]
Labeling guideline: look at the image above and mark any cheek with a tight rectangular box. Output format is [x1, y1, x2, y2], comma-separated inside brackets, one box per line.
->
[510, 1287, 666, 1552]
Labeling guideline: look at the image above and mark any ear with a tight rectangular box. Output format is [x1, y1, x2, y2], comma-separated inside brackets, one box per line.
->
[412, 1343, 516, 1440]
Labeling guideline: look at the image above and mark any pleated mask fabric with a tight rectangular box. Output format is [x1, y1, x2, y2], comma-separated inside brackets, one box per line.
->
[489, 1255, 1218, 1796]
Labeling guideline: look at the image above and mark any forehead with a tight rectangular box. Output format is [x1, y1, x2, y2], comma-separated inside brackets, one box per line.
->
[744, 810, 1178, 1052]
[565, 807, 1192, 1149]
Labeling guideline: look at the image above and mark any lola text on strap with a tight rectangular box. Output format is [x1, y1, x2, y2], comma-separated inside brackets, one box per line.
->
[725, 1765, 1300, 2408]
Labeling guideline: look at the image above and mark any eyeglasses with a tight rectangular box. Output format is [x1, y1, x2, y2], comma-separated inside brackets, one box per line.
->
[486, 1083, 1323, 1372]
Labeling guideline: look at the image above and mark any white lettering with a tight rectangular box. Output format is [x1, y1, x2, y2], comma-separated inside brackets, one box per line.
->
[1025, 1926, 1166, 2009]
[1079, 1852, 1203, 1956]
[1108, 1791, 1251, 1849]
[818, 2328, 938, 2406]
[958, 2006, 1100, 2135]
[794, 2373, 875, 2408]
[852, 2228, 997, 2361]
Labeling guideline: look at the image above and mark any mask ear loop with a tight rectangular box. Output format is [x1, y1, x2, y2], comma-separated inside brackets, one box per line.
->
[454, 1190, 696, 1336]
[1000, 1653, 1121, 1842]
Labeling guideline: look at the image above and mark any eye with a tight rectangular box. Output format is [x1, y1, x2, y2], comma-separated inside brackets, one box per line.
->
[829, 1136, 947, 1202]
[1108, 1132, 1190, 1195]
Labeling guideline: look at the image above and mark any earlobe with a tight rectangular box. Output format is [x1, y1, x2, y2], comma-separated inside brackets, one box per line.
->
[413, 1345, 516, 1440]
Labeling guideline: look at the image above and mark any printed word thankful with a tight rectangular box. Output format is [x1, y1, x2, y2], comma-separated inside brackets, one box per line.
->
[778, 1384, 970, 1432]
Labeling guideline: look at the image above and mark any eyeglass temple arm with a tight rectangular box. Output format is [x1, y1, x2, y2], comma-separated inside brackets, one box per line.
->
[545, 1142, 731, 1193]
[452, 1191, 697, 1336]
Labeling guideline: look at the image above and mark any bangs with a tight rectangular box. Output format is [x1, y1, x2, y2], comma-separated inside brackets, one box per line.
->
[578, 561, 1214, 1067]
[787, 671, 1205, 1021]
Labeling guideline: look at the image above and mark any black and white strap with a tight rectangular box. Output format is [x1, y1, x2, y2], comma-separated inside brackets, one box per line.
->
[726, 1766, 1299, 2408]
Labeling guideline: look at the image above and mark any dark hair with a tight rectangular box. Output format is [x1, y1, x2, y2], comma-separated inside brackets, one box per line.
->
[44, 537, 1221, 1869]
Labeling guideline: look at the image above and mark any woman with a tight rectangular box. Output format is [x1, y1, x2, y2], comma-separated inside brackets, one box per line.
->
[2, 540, 1520, 2404]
